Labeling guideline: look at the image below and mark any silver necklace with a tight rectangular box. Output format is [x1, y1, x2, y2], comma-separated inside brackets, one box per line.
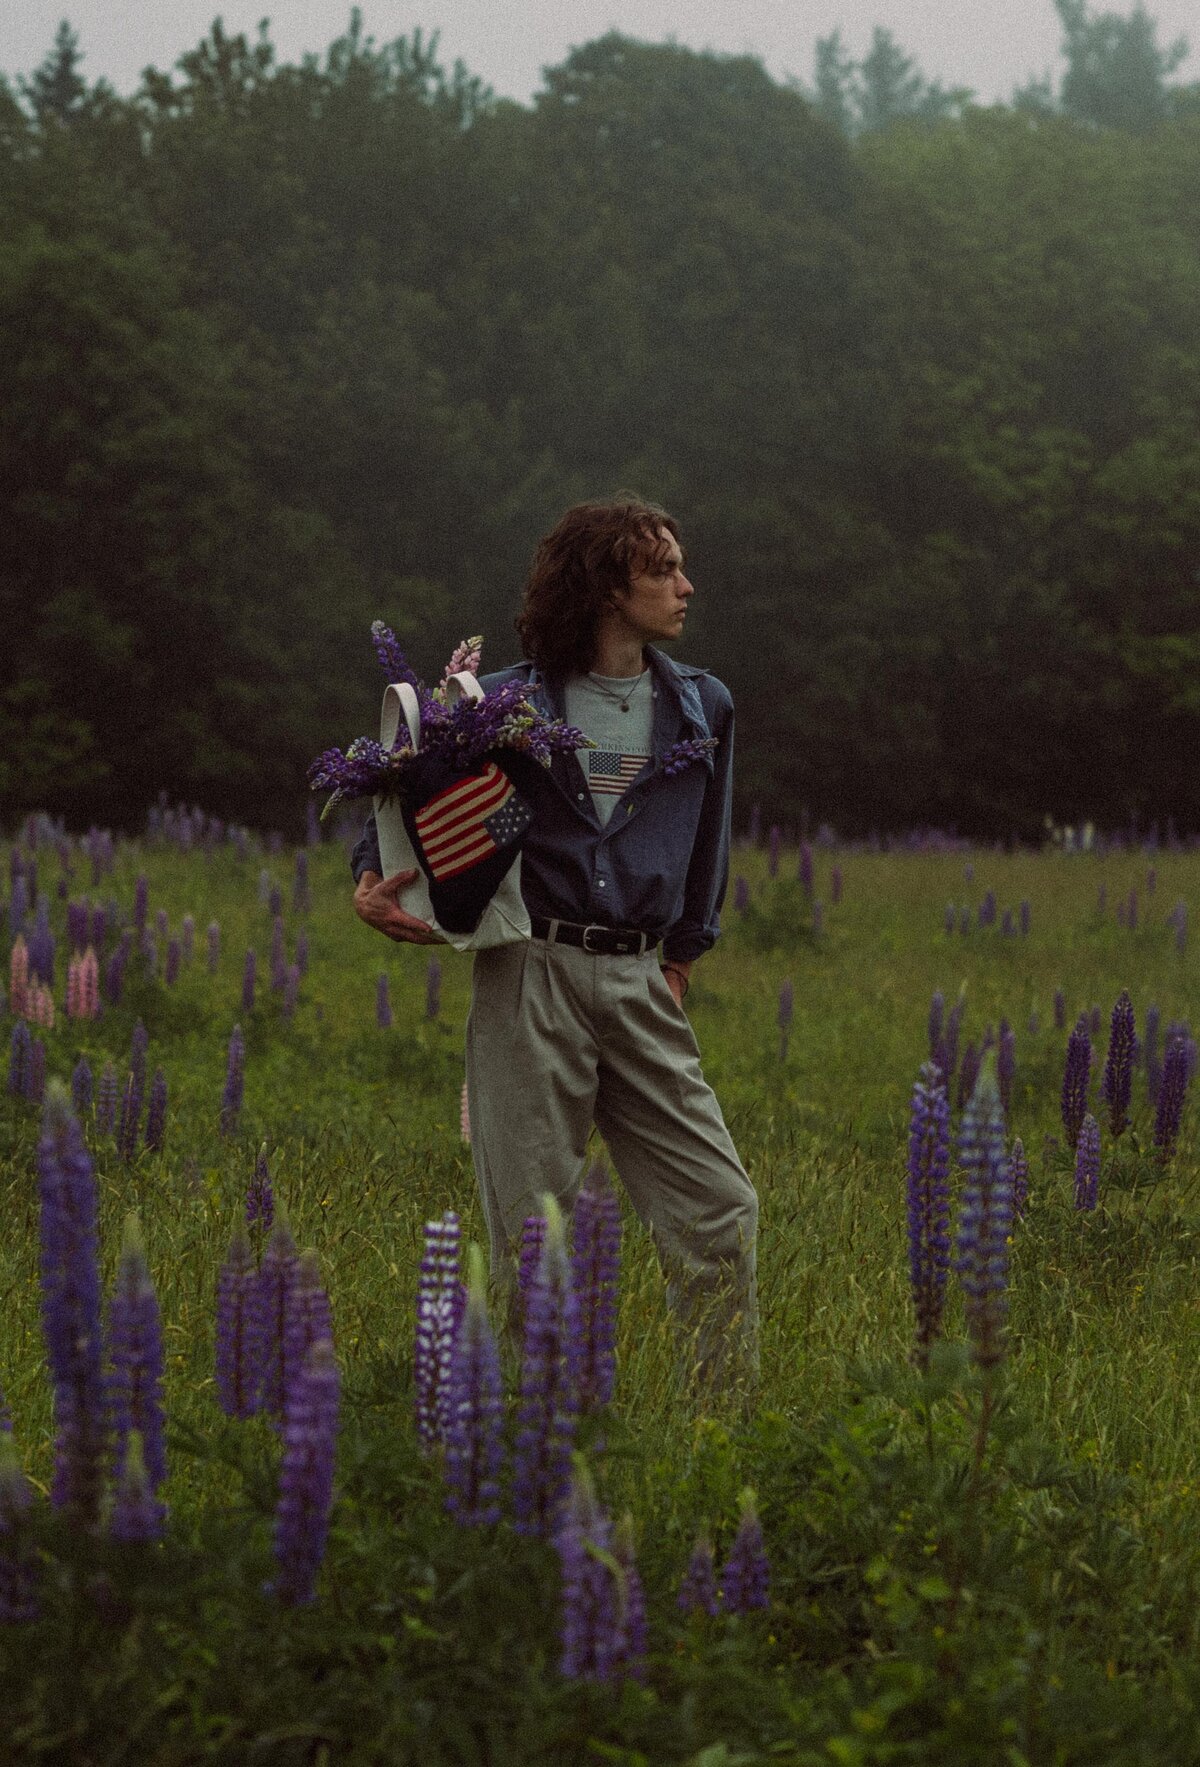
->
[587, 668, 648, 714]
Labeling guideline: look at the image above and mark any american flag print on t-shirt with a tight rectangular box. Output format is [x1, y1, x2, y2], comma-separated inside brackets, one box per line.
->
[414, 763, 532, 880]
[588, 750, 650, 796]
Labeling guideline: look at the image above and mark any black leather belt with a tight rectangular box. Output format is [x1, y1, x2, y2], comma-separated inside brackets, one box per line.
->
[530, 916, 653, 957]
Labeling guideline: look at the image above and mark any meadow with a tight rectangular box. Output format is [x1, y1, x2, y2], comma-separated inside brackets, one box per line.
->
[3, 811, 1200, 1766]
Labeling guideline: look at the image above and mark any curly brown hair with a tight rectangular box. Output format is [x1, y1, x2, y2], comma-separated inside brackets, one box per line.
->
[515, 496, 681, 678]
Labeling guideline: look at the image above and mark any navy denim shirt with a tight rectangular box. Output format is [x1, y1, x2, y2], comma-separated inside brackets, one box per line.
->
[350, 646, 734, 963]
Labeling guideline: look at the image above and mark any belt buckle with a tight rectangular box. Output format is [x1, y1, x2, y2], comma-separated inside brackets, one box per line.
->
[581, 924, 604, 953]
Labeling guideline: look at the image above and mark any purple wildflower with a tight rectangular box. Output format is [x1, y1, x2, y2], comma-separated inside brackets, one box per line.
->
[133, 874, 148, 932]
[979, 888, 997, 928]
[1061, 1017, 1092, 1151]
[720, 1490, 770, 1613]
[555, 1462, 645, 1682]
[513, 1196, 579, 1538]
[957, 1040, 981, 1113]
[376, 972, 392, 1029]
[254, 1214, 301, 1418]
[1019, 900, 1030, 935]
[1000, 908, 1015, 937]
[678, 1533, 720, 1616]
[143, 1069, 167, 1154]
[955, 1060, 1014, 1369]
[733, 875, 749, 914]
[370, 619, 424, 691]
[283, 1251, 334, 1419]
[778, 979, 794, 1061]
[215, 1226, 262, 1418]
[247, 1145, 274, 1231]
[414, 1211, 461, 1450]
[444, 1244, 504, 1526]
[907, 1061, 951, 1369]
[220, 1024, 245, 1137]
[181, 914, 194, 961]
[1010, 1137, 1029, 1217]
[613, 1513, 648, 1674]
[1154, 1038, 1191, 1163]
[295, 930, 309, 976]
[8, 1020, 31, 1097]
[38, 1084, 107, 1522]
[569, 1164, 621, 1413]
[270, 917, 286, 992]
[0, 1436, 38, 1621]
[242, 949, 257, 1015]
[106, 1215, 167, 1494]
[425, 955, 442, 1021]
[72, 1056, 94, 1118]
[270, 1336, 340, 1605]
[1074, 1114, 1101, 1211]
[997, 1020, 1016, 1118]
[660, 736, 718, 777]
[109, 1430, 165, 1544]
[117, 1070, 143, 1164]
[94, 1060, 118, 1135]
[518, 1215, 547, 1305]
[1102, 990, 1136, 1138]
[28, 900, 55, 986]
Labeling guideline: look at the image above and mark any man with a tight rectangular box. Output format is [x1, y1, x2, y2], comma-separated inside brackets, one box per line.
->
[352, 497, 758, 1392]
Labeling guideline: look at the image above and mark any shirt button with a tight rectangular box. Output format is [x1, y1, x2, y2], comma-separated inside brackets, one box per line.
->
[577, 792, 586, 800]
[597, 879, 606, 888]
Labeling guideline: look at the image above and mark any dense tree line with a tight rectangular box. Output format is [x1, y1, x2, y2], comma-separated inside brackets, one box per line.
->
[3, 6, 1200, 836]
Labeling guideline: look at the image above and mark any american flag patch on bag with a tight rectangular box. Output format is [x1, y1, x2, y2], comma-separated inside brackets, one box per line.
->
[588, 750, 649, 796]
[414, 762, 533, 880]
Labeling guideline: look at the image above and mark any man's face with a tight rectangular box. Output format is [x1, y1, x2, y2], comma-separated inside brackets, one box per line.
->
[611, 528, 694, 646]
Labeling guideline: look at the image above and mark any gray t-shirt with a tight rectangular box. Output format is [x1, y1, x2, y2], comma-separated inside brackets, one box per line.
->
[564, 670, 655, 826]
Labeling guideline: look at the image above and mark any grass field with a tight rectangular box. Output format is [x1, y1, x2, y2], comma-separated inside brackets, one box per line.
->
[3, 819, 1200, 1765]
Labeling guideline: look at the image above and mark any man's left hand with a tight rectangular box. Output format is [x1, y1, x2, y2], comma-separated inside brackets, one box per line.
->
[661, 961, 692, 1007]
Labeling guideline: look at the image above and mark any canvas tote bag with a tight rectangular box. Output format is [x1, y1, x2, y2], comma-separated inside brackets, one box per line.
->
[373, 672, 532, 950]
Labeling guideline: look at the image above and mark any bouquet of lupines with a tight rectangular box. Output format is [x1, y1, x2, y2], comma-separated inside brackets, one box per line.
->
[307, 625, 591, 819]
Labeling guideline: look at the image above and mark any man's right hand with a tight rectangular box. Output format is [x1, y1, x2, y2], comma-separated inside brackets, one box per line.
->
[353, 870, 445, 945]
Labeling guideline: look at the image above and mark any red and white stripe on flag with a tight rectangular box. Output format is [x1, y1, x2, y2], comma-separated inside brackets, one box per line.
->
[415, 762, 515, 880]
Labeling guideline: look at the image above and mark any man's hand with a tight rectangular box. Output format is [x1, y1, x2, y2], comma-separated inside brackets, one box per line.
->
[353, 870, 444, 945]
[661, 961, 692, 1007]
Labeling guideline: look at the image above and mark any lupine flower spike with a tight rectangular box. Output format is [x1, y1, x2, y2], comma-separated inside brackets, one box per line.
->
[106, 1214, 168, 1501]
[570, 1164, 622, 1414]
[37, 1084, 107, 1523]
[254, 1212, 301, 1419]
[955, 1060, 1015, 1370]
[517, 1215, 547, 1303]
[555, 1458, 646, 1682]
[270, 1336, 340, 1606]
[414, 1212, 462, 1451]
[1074, 1114, 1101, 1211]
[247, 1144, 274, 1231]
[109, 1430, 165, 1543]
[1061, 1016, 1092, 1152]
[144, 1069, 168, 1153]
[513, 1195, 579, 1539]
[1010, 1137, 1029, 1218]
[220, 1025, 245, 1137]
[907, 1062, 951, 1369]
[1154, 1038, 1191, 1163]
[215, 1226, 262, 1418]
[283, 1252, 335, 1418]
[444, 1244, 505, 1526]
[678, 1533, 720, 1617]
[720, 1489, 771, 1613]
[1102, 990, 1136, 1138]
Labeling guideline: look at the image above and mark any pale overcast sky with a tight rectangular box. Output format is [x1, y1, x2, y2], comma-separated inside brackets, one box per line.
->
[2, 0, 1195, 106]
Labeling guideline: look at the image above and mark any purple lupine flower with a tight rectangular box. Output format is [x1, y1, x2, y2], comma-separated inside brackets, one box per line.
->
[370, 618, 424, 691]
[555, 1462, 641, 1682]
[8, 874, 26, 938]
[997, 1020, 1016, 1118]
[513, 1196, 579, 1538]
[979, 889, 997, 928]
[282, 1251, 334, 1419]
[1102, 990, 1136, 1138]
[678, 1533, 720, 1616]
[444, 1244, 504, 1526]
[1074, 1114, 1101, 1211]
[247, 1144, 274, 1231]
[109, 1430, 165, 1544]
[220, 1024, 245, 1137]
[1000, 908, 1015, 937]
[425, 955, 442, 1021]
[90, 904, 108, 950]
[293, 851, 311, 914]
[569, 1164, 621, 1413]
[613, 1513, 648, 1675]
[7, 1020, 31, 1098]
[957, 1040, 981, 1113]
[376, 973, 392, 1029]
[116, 1066, 144, 1164]
[778, 979, 794, 1061]
[414, 1211, 461, 1450]
[1061, 1017, 1092, 1151]
[1154, 1037, 1191, 1163]
[733, 875, 749, 914]
[270, 1335, 340, 1605]
[103, 942, 127, 1004]
[907, 1061, 951, 1369]
[144, 1069, 167, 1154]
[71, 1056, 94, 1118]
[215, 1226, 262, 1418]
[1019, 900, 1030, 936]
[955, 1060, 1015, 1370]
[254, 1213, 301, 1418]
[0, 1436, 38, 1622]
[831, 865, 843, 905]
[130, 1017, 148, 1092]
[155, 908, 169, 941]
[270, 916, 286, 991]
[1145, 1003, 1162, 1102]
[28, 900, 55, 986]
[295, 930, 309, 976]
[719, 1491, 770, 1613]
[106, 1215, 167, 1495]
[928, 990, 945, 1063]
[518, 1215, 547, 1305]
[67, 898, 87, 952]
[37, 1084, 107, 1522]
[767, 826, 781, 878]
[281, 962, 300, 1018]
[133, 874, 148, 933]
[268, 884, 283, 919]
[241, 949, 257, 1015]
[181, 914, 194, 962]
[207, 920, 220, 974]
[1010, 1137, 1029, 1217]
[798, 842, 813, 898]
[1053, 988, 1066, 1031]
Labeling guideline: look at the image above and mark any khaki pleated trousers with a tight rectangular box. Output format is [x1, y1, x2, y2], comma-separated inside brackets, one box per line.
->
[465, 938, 759, 1391]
